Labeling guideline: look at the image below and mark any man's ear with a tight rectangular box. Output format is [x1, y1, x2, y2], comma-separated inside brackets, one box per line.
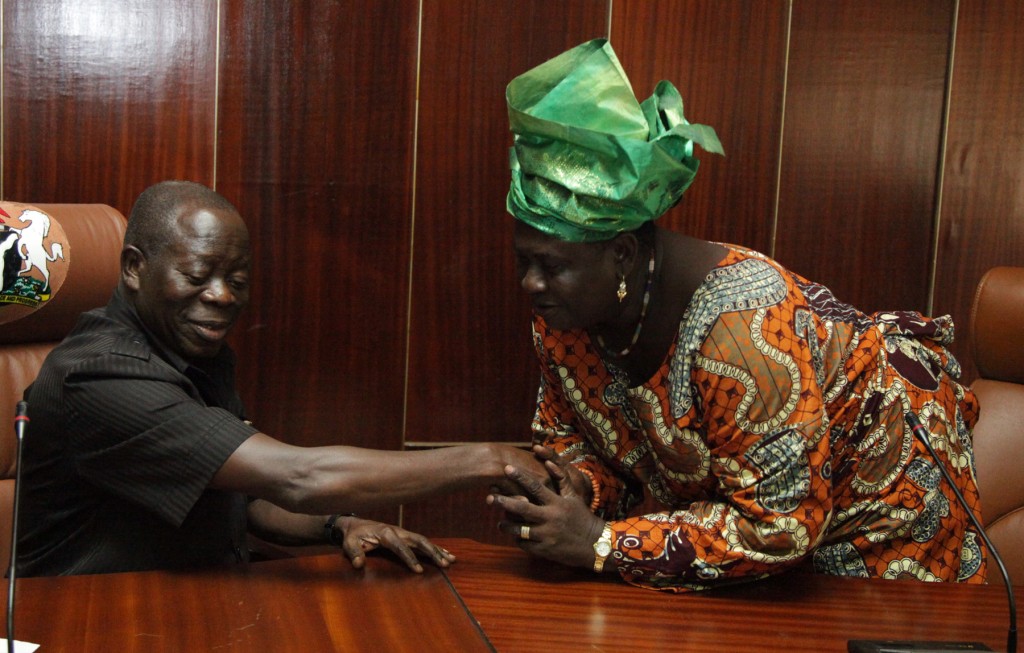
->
[121, 246, 145, 291]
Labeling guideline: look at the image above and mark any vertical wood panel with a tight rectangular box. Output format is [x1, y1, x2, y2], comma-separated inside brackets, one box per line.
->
[405, 0, 610, 443]
[217, 0, 418, 471]
[5, 0, 1024, 542]
[611, 0, 789, 254]
[403, 485, 511, 546]
[2, 0, 217, 213]
[777, 1, 954, 313]
[935, 0, 1024, 379]
[402, 0, 609, 541]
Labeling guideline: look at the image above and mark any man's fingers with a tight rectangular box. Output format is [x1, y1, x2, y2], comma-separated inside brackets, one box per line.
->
[374, 529, 424, 573]
[405, 533, 455, 567]
[339, 522, 458, 573]
[427, 543, 456, 566]
[340, 535, 368, 569]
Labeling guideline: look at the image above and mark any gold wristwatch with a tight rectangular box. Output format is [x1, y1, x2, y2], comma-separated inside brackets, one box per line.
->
[592, 522, 614, 573]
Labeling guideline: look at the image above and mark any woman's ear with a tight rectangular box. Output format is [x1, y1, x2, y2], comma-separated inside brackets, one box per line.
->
[121, 246, 145, 291]
[609, 232, 640, 273]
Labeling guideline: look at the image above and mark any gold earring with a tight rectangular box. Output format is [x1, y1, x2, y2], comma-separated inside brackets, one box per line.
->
[617, 274, 627, 303]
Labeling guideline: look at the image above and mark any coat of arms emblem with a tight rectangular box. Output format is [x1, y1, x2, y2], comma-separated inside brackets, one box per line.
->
[0, 202, 70, 325]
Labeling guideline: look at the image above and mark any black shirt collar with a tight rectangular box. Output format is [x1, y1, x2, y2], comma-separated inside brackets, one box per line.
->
[105, 285, 238, 376]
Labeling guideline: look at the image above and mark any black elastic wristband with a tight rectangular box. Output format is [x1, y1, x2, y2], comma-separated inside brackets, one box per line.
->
[324, 513, 354, 546]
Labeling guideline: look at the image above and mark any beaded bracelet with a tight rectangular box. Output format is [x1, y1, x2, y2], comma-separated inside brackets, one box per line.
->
[579, 469, 601, 512]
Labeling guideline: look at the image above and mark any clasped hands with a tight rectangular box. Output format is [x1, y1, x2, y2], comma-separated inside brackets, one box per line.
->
[487, 445, 607, 570]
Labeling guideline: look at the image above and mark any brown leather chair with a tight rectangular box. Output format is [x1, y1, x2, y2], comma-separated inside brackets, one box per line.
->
[969, 265, 1024, 585]
[0, 203, 126, 569]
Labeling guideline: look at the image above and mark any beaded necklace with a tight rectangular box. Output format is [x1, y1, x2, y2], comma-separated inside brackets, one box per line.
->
[597, 247, 656, 358]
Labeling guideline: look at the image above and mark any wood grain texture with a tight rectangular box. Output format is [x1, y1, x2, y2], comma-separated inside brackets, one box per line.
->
[216, 0, 418, 456]
[3, 0, 1024, 540]
[776, 1, 955, 314]
[934, 0, 1024, 379]
[8, 550, 490, 652]
[611, 0, 790, 253]
[445, 539, 1019, 653]
[7, 539, 1019, 651]
[2, 0, 217, 213]
[405, 0, 610, 442]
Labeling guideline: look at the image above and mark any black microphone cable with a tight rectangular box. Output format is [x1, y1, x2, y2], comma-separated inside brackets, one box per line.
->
[907, 412, 1017, 653]
[6, 401, 28, 653]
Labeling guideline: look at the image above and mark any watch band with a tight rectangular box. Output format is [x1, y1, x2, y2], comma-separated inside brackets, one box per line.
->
[324, 513, 357, 546]
[592, 522, 614, 573]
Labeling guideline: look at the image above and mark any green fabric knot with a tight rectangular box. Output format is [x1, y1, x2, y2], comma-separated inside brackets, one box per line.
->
[506, 39, 724, 242]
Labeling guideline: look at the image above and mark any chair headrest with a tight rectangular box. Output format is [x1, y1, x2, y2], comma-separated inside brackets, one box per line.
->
[970, 266, 1024, 384]
[0, 203, 126, 345]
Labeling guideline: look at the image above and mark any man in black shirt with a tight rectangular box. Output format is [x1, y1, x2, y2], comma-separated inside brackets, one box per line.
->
[18, 180, 541, 576]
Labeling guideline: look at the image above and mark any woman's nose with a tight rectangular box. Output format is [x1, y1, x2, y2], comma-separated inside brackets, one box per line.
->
[520, 266, 546, 293]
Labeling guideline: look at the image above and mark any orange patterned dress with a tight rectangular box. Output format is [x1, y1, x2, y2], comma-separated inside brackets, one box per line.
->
[530, 246, 986, 591]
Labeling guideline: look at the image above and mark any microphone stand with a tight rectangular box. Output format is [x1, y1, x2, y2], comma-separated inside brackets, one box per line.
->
[6, 401, 28, 653]
[911, 413, 1017, 653]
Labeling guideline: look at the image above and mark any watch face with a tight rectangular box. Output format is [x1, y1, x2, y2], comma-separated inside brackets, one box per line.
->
[595, 541, 612, 557]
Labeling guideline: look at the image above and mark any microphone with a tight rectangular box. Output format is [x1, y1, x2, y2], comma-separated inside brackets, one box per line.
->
[848, 412, 1017, 653]
[5, 401, 28, 653]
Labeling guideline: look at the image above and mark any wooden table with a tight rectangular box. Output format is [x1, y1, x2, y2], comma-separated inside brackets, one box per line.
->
[5, 538, 1020, 652]
[6, 546, 491, 652]
[445, 539, 1021, 652]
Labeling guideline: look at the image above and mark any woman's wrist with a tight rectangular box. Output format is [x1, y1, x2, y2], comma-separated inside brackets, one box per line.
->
[591, 521, 614, 572]
[577, 468, 600, 512]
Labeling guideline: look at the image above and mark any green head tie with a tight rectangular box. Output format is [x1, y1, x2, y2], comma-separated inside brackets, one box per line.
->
[506, 38, 724, 242]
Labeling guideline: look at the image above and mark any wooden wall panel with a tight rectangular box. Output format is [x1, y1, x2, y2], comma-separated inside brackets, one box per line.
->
[403, 0, 609, 540]
[2, 0, 217, 213]
[4, 0, 1024, 542]
[217, 0, 418, 469]
[934, 0, 1024, 378]
[776, 1, 954, 314]
[405, 1, 610, 443]
[404, 488, 510, 546]
[611, 0, 789, 254]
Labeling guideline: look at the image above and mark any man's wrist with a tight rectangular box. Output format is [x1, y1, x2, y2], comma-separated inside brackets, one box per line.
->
[324, 513, 356, 546]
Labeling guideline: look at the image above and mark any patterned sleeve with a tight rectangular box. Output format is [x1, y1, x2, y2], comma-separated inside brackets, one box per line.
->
[610, 263, 835, 591]
[529, 320, 639, 518]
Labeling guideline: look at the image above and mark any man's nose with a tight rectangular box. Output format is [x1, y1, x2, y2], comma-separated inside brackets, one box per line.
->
[201, 279, 237, 304]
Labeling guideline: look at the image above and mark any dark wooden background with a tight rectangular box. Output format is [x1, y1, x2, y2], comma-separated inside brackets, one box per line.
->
[4, 1, 1021, 542]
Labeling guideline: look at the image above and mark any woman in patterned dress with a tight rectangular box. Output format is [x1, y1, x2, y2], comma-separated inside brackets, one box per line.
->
[487, 39, 986, 592]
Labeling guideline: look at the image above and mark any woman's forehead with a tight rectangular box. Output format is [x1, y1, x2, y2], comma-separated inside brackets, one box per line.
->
[513, 221, 603, 256]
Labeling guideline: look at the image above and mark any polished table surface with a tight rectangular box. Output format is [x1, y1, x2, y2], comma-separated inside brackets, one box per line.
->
[447, 540, 1021, 653]
[5, 538, 1021, 652]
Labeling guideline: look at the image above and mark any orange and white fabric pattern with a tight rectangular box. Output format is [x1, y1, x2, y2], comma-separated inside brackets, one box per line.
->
[530, 246, 985, 592]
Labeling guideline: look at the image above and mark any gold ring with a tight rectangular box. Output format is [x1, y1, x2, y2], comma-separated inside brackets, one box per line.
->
[520, 525, 530, 540]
